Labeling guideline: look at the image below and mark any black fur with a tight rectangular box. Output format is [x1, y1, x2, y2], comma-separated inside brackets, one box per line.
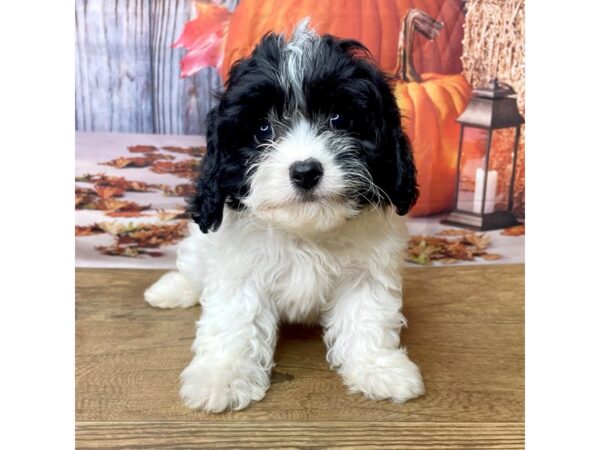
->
[188, 31, 418, 233]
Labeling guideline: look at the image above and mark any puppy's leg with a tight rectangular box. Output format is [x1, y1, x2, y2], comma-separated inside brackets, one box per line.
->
[323, 277, 424, 404]
[180, 282, 278, 413]
[144, 271, 199, 308]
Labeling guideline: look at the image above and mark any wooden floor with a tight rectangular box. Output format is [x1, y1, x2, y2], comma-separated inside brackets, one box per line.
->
[76, 264, 524, 449]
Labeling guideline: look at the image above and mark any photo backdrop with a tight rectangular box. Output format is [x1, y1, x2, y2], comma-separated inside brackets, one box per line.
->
[75, 0, 525, 268]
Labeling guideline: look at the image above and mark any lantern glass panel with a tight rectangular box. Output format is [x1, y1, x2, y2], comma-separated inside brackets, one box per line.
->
[487, 127, 517, 213]
[456, 127, 517, 214]
[456, 127, 489, 213]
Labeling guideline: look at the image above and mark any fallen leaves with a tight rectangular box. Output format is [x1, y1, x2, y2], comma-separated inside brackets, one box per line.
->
[105, 210, 149, 218]
[94, 221, 188, 258]
[96, 245, 164, 258]
[162, 146, 206, 157]
[75, 187, 150, 213]
[407, 231, 501, 265]
[102, 198, 150, 212]
[462, 232, 491, 250]
[75, 187, 98, 208]
[114, 221, 188, 248]
[482, 253, 502, 260]
[76, 141, 203, 221]
[150, 159, 199, 179]
[128, 145, 158, 153]
[159, 183, 196, 197]
[100, 153, 174, 169]
[96, 221, 138, 235]
[501, 224, 525, 236]
[95, 185, 125, 200]
[75, 224, 105, 236]
[155, 208, 188, 222]
[173, 184, 195, 196]
[77, 173, 156, 193]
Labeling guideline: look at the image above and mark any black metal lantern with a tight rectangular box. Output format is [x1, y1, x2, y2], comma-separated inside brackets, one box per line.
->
[442, 79, 524, 230]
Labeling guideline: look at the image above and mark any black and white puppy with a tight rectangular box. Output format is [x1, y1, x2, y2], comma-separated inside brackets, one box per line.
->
[145, 20, 424, 413]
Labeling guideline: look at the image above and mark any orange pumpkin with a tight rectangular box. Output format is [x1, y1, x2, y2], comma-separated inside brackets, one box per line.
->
[175, 0, 464, 79]
[392, 9, 471, 216]
[396, 74, 470, 215]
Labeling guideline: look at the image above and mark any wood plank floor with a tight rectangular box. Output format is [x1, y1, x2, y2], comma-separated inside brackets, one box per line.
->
[76, 264, 524, 449]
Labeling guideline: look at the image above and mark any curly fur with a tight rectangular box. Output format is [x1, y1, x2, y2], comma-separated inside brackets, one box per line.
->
[145, 20, 424, 413]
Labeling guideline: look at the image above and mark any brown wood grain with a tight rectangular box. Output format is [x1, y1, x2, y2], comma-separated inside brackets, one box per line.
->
[76, 264, 524, 448]
[76, 421, 524, 449]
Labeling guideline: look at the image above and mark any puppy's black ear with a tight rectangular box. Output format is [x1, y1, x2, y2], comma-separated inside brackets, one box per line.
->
[388, 124, 419, 215]
[373, 71, 419, 216]
[188, 108, 226, 233]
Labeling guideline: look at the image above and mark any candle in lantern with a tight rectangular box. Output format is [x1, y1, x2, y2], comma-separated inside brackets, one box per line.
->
[473, 168, 497, 213]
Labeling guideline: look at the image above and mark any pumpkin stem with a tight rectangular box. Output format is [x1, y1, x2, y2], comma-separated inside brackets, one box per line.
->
[395, 9, 444, 82]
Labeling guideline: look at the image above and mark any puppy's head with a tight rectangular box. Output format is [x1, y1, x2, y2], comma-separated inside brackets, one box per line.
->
[189, 20, 418, 234]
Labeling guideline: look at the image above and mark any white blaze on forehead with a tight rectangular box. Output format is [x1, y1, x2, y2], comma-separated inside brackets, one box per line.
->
[279, 118, 324, 160]
[280, 18, 319, 108]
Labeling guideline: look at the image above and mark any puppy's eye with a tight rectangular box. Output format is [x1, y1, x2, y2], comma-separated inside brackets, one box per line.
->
[329, 113, 350, 130]
[255, 120, 273, 143]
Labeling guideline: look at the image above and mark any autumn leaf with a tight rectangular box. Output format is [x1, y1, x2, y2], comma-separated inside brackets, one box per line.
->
[100, 199, 150, 212]
[96, 245, 164, 258]
[173, 2, 232, 77]
[151, 159, 199, 179]
[79, 173, 156, 192]
[156, 209, 188, 222]
[501, 224, 525, 236]
[100, 153, 174, 169]
[176, 184, 195, 196]
[105, 211, 149, 218]
[75, 186, 96, 195]
[128, 145, 158, 153]
[95, 185, 125, 200]
[75, 187, 98, 208]
[97, 221, 138, 236]
[482, 253, 502, 260]
[461, 233, 491, 250]
[443, 242, 474, 261]
[75, 224, 105, 237]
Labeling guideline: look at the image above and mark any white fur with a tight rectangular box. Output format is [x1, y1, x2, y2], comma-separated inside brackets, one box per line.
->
[145, 208, 424, 412]
[144, 271, 199, 309]
[279, 18, 318, 109]
[245, 117, 361, 233]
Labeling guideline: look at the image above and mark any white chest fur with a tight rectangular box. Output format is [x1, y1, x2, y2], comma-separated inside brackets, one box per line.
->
[178, 208, 408, 324]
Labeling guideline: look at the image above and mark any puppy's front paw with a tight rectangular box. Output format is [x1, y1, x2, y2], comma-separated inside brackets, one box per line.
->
[144, 271, 198, 309]
[341, 350, 425, 404]
[179, 359, 270, 413]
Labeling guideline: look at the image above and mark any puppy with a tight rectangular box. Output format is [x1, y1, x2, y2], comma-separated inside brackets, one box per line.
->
[145, 20, 424, 413]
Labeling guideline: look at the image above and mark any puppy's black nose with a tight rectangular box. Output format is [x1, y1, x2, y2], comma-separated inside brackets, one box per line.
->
[289, 159, 323, 191]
